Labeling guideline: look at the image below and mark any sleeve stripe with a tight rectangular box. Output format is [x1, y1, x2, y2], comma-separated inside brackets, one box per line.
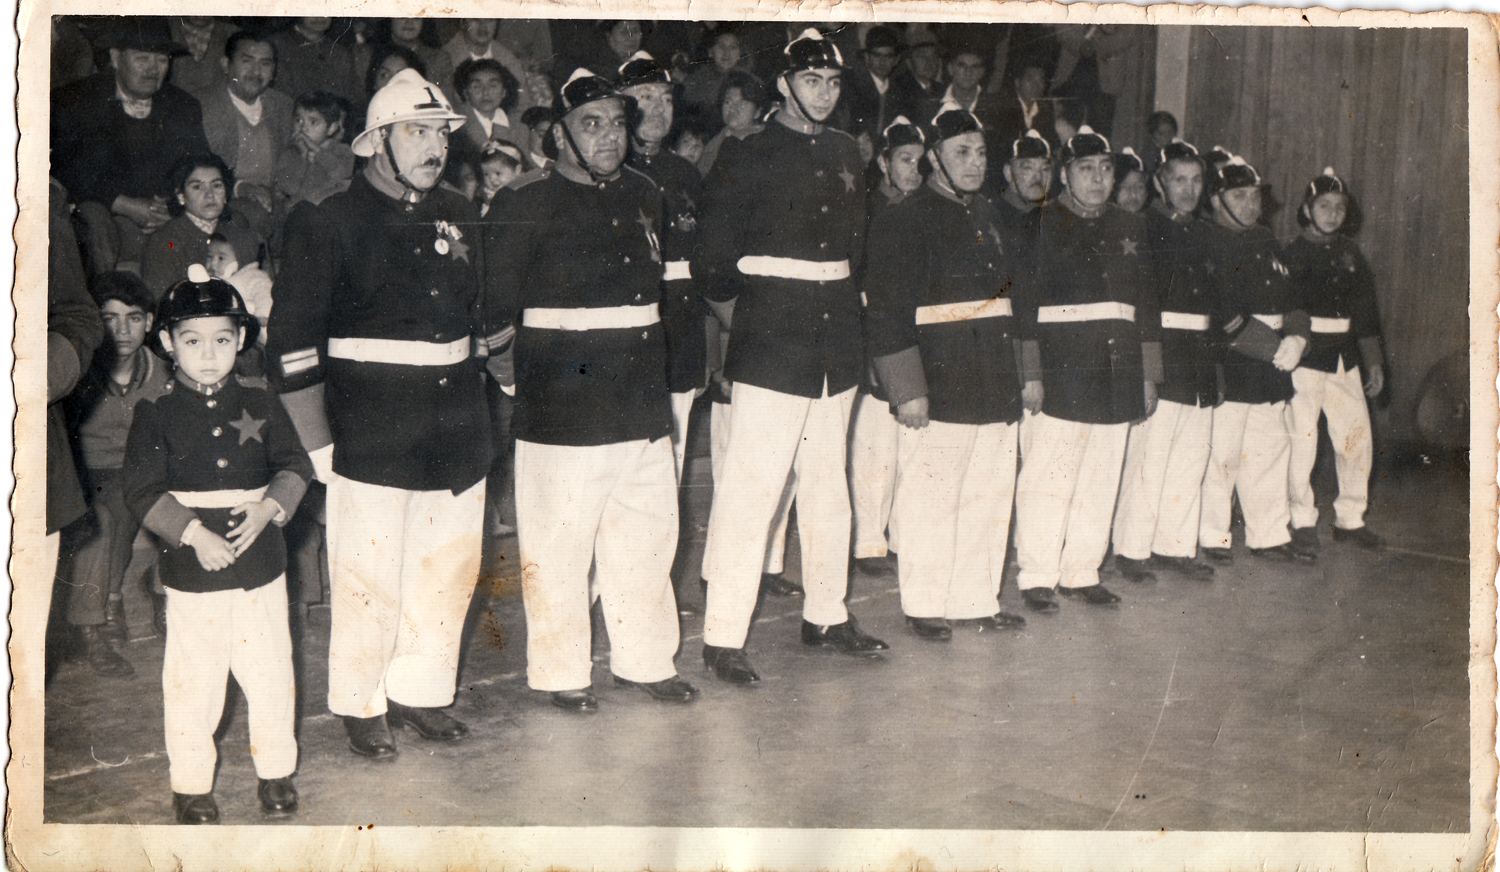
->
[282, 356, 320, 375]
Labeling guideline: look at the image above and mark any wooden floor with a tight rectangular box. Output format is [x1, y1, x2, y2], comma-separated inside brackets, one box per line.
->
[41, 404, 1473, 835]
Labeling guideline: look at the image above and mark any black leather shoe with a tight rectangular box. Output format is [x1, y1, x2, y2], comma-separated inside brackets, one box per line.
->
[1252, 543, 1316, 563]
[101, 598, 128, 646]
[1021, 588, 1059, 613]
[386, 700, 469, 740]
[1202, 546, 1234, 565]
[257, 777, 298, 815]
[1059, 584, 1122, 605]
[1152, 554, 1215, 580]
[1290, 526, 1320, 554]
[852, 556, 896, 578]
[1332, 525, 1383, 550]
[703, 645, 761, 685]
[614, 674, 699, 702]
[956, 612, 1027, 631]
[343, 715, 398, 759]
[801, 615, 889, 656]
[150, 591, 169, 638]
[1115, 556, 1157, 584]
[550, 689, 598, 711]
[173, 792, 220, 824]
[760, 573, 804, 597]
[905, 616, 952, 641]
[79, 625, 134, 678]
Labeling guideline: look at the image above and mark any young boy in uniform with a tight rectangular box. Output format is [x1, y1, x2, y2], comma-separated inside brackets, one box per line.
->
[1282, 168, 1385, 552]
[123, 266, 312, 823]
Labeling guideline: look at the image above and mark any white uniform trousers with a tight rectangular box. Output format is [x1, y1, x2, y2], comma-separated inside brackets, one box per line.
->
[710, 397, 795, 575]
[1287, 363, 1373, 530]
[163, 581, 296, 795]
[668, 389, 696, 484]
[1199, 401, 1293, 550]
[515, 437, 681, 691]
[848, 390, 900, 559]
[892, 419, 1018, 619]
[1014, 412, 1129, 591]
[1112, 400, 1214, 560]
[702, 381, 856, 647]
[325, 477, 484, 718]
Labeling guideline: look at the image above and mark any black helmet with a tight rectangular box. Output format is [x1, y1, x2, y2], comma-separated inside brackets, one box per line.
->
[151, 264, 259, 357]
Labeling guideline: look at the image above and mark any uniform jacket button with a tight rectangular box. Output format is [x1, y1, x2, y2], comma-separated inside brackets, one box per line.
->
[821, 205, 829, 213]
[216, 458, 229, 468]
[205, 399, 217, 408]
[212, 427, 222, 437]
[430, 288, 440, 297]
[624, 256, 631, 263]
[815, 170, 825, 178]
[439, 377, 449, 386]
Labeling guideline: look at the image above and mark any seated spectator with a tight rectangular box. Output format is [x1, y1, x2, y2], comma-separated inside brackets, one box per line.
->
[454, 58, 519, 151]
[697, 71, 769, 176]
[269, 18, 358, 105]
[356, 44, 427, 133]
[1111, 147, 1150, 213]
[141, 155, 263, 299]
[376, 17, 445, 80]
[668, 112, 713, 166]
[681, 28, 749, 117]
[168, 16, 238, 99]
[61, 271, 172, 678]
[518, 105, 557, 170]
[840, 26, 912, 143]
[199, 31, 292, 244]
[274, 92, 355, 213]
[891, 30, 944, 108]
[1141, 110, 1178, 178]
[476, 140, 524, 216]
[440, 137, 483, 202]
[205, 233, 274, 338]
[51, 17, 212, 275]
[429, 19, 528, 105]
[582, 20, 644, 78]
[51, 16, 97, 90]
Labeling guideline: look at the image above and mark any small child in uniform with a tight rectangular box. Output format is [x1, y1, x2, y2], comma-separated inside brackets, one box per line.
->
[122, 266, 313, 824]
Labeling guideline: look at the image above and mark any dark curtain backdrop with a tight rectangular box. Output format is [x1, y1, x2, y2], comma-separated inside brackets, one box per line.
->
[1180, 25, 1469, 445]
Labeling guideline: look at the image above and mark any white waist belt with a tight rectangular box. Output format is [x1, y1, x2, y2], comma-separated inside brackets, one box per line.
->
[1310, 316, 1351, 334]
[1161, 311, 1210, 331]
[915, 297, 1013, 326]
[171, 486, 268, 509]
[1036, 302, 1135, 323]
[328, 336, 470, 366]
[523, 303, 659, 331]
[1252, 313, 1285, 330]
[737, 256, 851, 281]
[663, 260, 691, 281]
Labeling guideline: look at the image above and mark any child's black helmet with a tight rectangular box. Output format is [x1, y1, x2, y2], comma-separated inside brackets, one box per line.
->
[150, 264, 259, 357]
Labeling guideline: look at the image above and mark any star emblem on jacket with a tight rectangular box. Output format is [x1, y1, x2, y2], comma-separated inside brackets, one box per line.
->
[1121, 237, 1139, 256]
[837, 166, 856, 193]
[230, 409, 266, 445]
[433, 220, 470, 263]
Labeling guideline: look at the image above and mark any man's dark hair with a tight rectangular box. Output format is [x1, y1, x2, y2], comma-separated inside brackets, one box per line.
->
[1147, 111, 1179, 134]
[717, 70, 769, 114]
[90, 270, 155, 313]
[454, 58, 519, 114]
[865, 26, 902, 54]
[363, 45, 427, 98]
[224, 30, 277, 64]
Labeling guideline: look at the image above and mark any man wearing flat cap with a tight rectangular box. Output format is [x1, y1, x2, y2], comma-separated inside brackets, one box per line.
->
[485, 69, 696, 712]
[694, 28, 890, 686]
[51, 16, 212, 275]
[268, 68, 504, 759]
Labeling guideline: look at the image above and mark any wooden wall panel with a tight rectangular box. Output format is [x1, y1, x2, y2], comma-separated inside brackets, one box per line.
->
[1181, 26, 1469, 444]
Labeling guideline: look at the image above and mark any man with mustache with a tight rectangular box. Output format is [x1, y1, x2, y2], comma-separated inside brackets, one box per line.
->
[484, 70, 696, 711]
[268, 68, 504, 759]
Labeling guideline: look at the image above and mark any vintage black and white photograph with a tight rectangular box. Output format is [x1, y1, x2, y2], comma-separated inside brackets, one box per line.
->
[10, 1, 1496, 869]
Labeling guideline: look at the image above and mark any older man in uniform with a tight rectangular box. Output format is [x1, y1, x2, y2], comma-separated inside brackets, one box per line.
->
[864, 104, 1029, 640]
[487, 70, 695, 711]
[994, 130, 1052, 257]
[695, 29, 889, 685]
[268, 69, 501, 759]
[1014, 126, 1159, 612]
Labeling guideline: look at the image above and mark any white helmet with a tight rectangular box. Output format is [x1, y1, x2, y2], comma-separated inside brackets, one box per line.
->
[352, 68, 466, 158]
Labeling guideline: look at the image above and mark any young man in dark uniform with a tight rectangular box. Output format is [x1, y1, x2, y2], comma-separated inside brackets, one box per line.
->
[694, 29, 889, 686]
[1014, 126, 1159, 612]
[617, 51, 707, 482]
[1111, 140, 1220, 583]
[486, 70, 695, 711]
[1282, 168, 1386, 553]
[849, 115, 927, 579]
[864, 104, 1029, 640]
[1197, 155, 1313, 564]
[268, 69, 501, 759]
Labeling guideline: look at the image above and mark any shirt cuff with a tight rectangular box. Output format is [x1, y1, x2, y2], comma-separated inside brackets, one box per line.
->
[179, 518, 204, 548]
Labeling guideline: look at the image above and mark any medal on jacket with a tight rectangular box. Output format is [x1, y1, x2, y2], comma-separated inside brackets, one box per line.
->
[637, 208, 662, 263]
[433, 220, 469, 263]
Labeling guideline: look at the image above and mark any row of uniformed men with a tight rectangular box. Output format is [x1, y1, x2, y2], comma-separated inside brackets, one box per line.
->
[254, 28, 1381, 772]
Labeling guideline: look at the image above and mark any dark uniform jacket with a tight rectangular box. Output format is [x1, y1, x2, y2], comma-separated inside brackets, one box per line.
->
[1280, 235, 1382, 374]
[858, 180, 912, 404]
[1028, 201, 1160, 425]
[626, 149, 708, 395]
[123, 375, 312, 593]
[1145, 204, 1221, 407]
[994, 194, 1045, 266]
[486, 166, 674, 447]
[268, 173, 497, 493]
[51, 72, 212, 206]
[864, 182, 1028, 425]
[1204, 223, 1307, 405]
[694, 118, 868, 399]
[48, 179, 104, 534]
